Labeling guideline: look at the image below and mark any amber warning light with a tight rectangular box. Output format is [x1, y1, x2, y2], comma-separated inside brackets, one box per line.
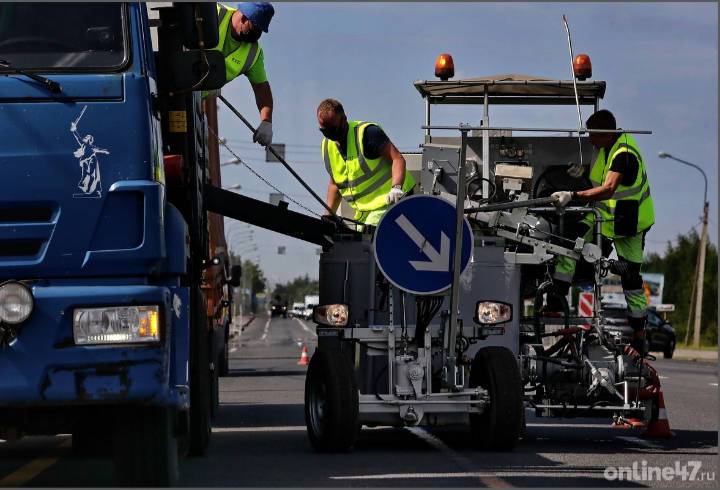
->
[573, 53, 592, 80]
[435, 53, 455, 81]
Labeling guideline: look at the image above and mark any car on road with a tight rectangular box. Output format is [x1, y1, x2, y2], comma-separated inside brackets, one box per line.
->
[600, 303, 676, 358]
[303, 304, 316, 320]
[647, 307, 676, 359]
[270, 295, 288, 318]
[288, 302, 305, 318]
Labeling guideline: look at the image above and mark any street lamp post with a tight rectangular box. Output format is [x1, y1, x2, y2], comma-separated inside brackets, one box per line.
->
[658, 151, 709, 348]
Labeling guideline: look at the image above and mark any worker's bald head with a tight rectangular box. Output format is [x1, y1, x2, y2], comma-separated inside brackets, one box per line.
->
[317, 99, 348, 142]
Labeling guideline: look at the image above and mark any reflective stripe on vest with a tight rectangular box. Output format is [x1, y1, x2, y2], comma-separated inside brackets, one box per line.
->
[589, 133, 654, 237]
[322, 121, 415, 212]
[214, 4, 260, 82]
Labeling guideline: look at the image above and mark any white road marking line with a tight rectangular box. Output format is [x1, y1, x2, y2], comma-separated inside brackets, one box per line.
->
[405, 427, 512, 488]
[526, 422, 614, 429]
[294, 317, 317, 337]
[260, 317, 271, 341]
[213, 426, 306, 433]
[659, 376, 669, 379]
[229, 347, 237, 353]
[616, 436, 664, 449]
[331, 471, 605, 481]
[710, 382, 718, 387]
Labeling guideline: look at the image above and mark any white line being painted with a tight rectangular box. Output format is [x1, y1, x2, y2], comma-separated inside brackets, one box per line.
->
[213, 426, 306, 433]
[526, 422, 613, 429]
[331, 471, 605, 481]
[261, 317, 271, 341]
[710, 382, 718, 387]
[405, 427, 512, 488]
[616, 436, 665, 449]
[294, 317, 317, 338]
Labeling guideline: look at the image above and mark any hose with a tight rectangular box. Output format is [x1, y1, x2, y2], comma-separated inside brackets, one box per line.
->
[533, 280, 570, 345]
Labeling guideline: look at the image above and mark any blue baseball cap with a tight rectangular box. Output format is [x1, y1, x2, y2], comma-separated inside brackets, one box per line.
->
[237, 2, 275, 33]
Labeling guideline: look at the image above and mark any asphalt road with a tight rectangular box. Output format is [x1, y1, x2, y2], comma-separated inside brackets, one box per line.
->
[0, 314, 717, 487]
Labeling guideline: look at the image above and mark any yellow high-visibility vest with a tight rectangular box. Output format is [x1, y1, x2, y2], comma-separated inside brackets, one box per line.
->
[588, 133, 654, 237]
[322, 121, 415, 215]
[213, 4, 261, 83]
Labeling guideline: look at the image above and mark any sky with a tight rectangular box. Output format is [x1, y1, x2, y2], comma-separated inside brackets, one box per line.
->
[217, 2, 718, 286]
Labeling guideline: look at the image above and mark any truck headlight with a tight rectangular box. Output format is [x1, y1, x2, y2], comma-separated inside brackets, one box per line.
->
[73, 305, 160, 345]
[0, 281, 34, 325]
[313, 304, 349, 327]
[474, 301, 512, 325]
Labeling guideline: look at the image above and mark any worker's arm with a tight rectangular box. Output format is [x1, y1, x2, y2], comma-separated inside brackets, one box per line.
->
[380, 140, 407, 187]
[575, 171, 623, 201]
[325, 178, 342, 215]
[251, 81, 273, 122]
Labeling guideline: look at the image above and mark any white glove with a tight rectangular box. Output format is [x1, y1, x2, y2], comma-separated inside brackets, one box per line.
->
[551, 191, 574, 207]
[567, 162, 584, 178]
[253, 120, 273, 146]
[386, 185, 405, 204]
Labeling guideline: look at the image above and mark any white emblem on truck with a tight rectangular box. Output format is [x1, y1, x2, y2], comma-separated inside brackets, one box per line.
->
[70, 105, 109, 198]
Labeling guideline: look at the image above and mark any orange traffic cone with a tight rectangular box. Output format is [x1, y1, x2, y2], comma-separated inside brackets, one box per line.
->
[297, 344, 310, 366]
[611, 417, 646, 429]
[644, 391, 675, 438]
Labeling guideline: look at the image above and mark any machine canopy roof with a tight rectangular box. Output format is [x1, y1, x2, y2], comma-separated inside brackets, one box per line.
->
[414, 74, 606, 104]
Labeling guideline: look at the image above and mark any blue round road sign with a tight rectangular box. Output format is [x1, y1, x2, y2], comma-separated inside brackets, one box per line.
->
[374, 195, 473, 295]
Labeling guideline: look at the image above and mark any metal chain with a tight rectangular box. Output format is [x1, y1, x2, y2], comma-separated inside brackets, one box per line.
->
[208, 127, 323, 218]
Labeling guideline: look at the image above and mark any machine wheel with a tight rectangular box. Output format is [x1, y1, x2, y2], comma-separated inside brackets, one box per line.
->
[664, 340, 675, 359]
[304, 349, 359, 452]
[469, 346, 523, 451]
[188, 294, 212, 456]
[113, 407, 179, 487]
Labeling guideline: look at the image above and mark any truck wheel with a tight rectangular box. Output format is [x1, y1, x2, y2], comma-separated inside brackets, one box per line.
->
[189, 295, 212, 456]
[304, 349, 359, 452]
[663, 340, 675, 359]
[469, 346, 523, 451]
[113, 407, 179, 487]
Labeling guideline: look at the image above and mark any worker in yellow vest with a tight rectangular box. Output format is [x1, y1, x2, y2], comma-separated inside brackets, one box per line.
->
[317, 98, 416, 228]
[212, 2, 275, 146]
[552, 109, 655, 355]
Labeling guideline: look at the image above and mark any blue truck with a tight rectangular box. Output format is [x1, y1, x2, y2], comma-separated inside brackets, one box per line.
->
[0, 3, 336, 484]
[0, 3, 242, 485]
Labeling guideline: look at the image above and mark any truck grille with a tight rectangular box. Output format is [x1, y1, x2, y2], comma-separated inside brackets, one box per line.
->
[0, 204, 56, 260]
[0, 206, 54, 223]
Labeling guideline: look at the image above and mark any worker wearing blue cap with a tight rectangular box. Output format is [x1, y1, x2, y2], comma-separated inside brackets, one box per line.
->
[212, 2, 275, 146]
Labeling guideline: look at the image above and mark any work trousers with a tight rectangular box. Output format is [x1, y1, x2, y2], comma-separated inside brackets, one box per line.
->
[554, 224, 649, 348]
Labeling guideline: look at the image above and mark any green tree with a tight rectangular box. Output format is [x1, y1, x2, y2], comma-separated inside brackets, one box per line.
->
[644, 230, 718, 345]
[229, 254, 267, 314]
[273, 274, 319, 305]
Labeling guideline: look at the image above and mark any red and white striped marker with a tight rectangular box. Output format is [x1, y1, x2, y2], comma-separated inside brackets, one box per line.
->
[578, 292, 594, 317]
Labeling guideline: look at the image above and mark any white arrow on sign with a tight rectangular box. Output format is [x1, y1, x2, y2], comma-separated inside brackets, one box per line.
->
[395, 214, 450, 272]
